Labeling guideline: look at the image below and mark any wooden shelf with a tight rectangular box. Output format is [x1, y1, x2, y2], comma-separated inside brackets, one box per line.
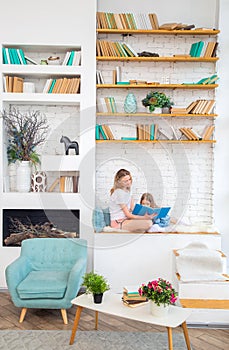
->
[96, 113, 218, 118]
[96, 140, 216, 144]
[97, 56, 218, 62]
[97, 29, 220, 35]
[97, 84, 218, 89]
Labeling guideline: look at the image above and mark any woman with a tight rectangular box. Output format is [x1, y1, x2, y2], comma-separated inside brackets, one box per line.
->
[109, 169, 154, 232]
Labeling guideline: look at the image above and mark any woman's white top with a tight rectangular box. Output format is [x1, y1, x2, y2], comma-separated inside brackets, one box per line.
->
[109, 188, 132, 221]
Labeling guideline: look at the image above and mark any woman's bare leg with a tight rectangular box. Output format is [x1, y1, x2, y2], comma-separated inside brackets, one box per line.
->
[122, 219, 152, 232]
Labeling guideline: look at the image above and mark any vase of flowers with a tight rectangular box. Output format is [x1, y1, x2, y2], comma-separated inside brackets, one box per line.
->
[138, 278, 178, 317]
[142, 91, 173, 113]
[2, 108, 49, 192]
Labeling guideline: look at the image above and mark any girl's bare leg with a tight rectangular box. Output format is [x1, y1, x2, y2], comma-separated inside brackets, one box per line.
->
[122, 219, 152, 232]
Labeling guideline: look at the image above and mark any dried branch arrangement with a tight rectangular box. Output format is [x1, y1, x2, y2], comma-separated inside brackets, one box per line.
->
[4, 217, 77, 246]
[2, 108, 49, 164]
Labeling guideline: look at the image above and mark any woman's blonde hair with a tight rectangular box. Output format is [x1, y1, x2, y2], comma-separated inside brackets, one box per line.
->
[140, 192, 157, 208]
[110, 169, 132, 195]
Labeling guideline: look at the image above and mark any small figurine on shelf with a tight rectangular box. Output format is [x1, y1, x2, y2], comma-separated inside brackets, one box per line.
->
[60, 135, 79, 155]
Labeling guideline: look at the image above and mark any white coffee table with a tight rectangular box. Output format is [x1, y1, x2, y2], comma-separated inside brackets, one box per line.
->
[70, 292, 192, 350]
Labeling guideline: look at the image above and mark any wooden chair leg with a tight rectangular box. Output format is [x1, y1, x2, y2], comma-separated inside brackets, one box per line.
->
[167, 327, 173, 350]
[19, 308, 27, 323]
[61, 309, 68, 324]
[181, 322, 192, 350]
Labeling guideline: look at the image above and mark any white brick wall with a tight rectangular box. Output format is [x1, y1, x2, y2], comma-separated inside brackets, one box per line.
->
[96, 34, 216, 225]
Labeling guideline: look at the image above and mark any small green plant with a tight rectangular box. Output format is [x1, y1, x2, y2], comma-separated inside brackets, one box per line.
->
[142, 91, 173, 112]
[82, 272, 110, 294]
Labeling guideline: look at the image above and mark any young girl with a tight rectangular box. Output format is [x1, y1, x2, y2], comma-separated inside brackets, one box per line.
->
[140, 192, 170, 231]
[109, 169, 155, 232]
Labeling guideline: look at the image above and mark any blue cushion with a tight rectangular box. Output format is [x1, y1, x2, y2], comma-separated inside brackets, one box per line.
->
[17, 271, 69, 299]
[92, 207, 106, 232]
[102, 207, 111, 226]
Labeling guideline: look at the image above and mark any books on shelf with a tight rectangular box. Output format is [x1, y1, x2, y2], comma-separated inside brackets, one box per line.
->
[97, 97, 117, 113]
[189, 41, 204, 57]
[4, 76, 24, 92]
[62, 50, 81, 66]
[96, 124, 115, 140]
[48, 175, 79, 193]
[96, 40, 138, 57]
[97, 12, 159, 30]
[96, 70, 105, 84]
[136, 124, 158, 140]
[43, 77, 80, 94]
[171, 100, 215, 115]
[180, 126, 215, 141]
[2, 47, 27, 65]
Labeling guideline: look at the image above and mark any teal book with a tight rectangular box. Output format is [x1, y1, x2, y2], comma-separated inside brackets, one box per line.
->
[8, 49, 15, 64]
[19, 49, 27, 65]
[116, 82, 130, 85]
[150, 124, 155, 140]
[121, 137, 137, 140]
[95, 124, 100, 140]
[67, 51, 74, 66]
[189, 42, 199, 57]
[195, 41, 204, 57]
[206, 74, 218, 84]
[132, 204, 171, 219]
[2, 48, 8, 64]
[99, 125, 107, 139]
[12, 48, 20, 64]
[48, 79, 56, 93]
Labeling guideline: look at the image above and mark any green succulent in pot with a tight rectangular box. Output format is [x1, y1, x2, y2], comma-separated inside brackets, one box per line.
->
[142, 91, 173, 112]
[82, 272, 110, 295]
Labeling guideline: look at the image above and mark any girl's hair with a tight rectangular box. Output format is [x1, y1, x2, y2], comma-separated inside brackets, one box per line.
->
[110, 168, 132, 195]
[140, 192, 157, 208]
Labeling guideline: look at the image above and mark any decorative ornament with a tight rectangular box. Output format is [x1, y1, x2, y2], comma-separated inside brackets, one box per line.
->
[31, 171, 47, 192]
[124, 93, 137, 113]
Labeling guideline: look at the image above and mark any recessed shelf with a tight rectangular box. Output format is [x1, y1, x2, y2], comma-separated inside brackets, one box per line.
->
[41, 155, 81, 171]
[1, 92, 81, 104]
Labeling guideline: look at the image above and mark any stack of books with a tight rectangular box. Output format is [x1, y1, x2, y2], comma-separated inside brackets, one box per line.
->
[96, 40, 138, 57]
[136, 124, 158, 140]
[122, 286, 148, 308]
[171, 100, 215, 115]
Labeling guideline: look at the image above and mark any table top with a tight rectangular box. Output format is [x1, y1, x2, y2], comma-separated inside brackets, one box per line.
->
[71, 292, 192, 328]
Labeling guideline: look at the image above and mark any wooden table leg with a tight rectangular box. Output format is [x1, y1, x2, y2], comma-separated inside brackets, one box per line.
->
[167, 327, 173, 350]
[69, 306, 83, 345]
[181, 321, 192, 350]
[95, 310, 99, 330]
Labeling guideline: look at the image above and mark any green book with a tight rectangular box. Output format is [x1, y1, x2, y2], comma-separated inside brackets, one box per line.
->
[116, 82, 130, 85]
[67, 51, 74, 66]
[121, 137, 137, 140]
[48, 79, 56, 93]
[150, 124, 155, 140]
[8, 49, 15, 64]
[19, 49, 27, 65]
[11, 48, 20, 64]
[189, 42, 199, 57]
[2, 48, 8, 64]
[95, 124, 100, 140]
[195, 41, 204, 57]
[99, 125, 107, 139]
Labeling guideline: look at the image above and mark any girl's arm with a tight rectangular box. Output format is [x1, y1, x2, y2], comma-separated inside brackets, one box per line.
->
[130, 197, 135, 212]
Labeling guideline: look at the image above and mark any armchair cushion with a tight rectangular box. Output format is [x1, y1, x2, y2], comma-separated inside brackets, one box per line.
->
[17, 271, 69, 299]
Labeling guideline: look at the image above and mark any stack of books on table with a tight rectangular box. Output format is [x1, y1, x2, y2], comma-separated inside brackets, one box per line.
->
[122, 286, 148, 308]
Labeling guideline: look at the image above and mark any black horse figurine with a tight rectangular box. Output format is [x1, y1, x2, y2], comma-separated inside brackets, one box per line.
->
[60, 136, 79, 155]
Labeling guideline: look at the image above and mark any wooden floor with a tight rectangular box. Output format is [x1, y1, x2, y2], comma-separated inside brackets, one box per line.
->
[0, 291, 228, 349]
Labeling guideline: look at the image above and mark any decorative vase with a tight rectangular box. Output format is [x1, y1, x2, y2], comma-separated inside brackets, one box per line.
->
[16, 161, 31, 192]
[93, 293, 103, 304]
[150, 302, 169, 317]
[162, 107, 171, 114]
[124, 93, 137, 113]
[151, 107, 162, 114]
[31, 171, 47, 192]
[8, 163, 17, 192]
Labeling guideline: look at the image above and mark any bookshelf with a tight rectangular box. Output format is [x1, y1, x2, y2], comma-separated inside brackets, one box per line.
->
[96, 16, 218, 143]
[0, 43, 84, 198]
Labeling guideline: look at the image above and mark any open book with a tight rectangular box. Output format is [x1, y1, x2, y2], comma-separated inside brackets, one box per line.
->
[132, 204, 171, 219]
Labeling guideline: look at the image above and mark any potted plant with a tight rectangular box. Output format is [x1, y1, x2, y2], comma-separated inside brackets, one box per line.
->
[138, 278, 178, 317]
[82, 272, 110, 303]
[142, 91, 173, 113]
[1, 108, 49, 192]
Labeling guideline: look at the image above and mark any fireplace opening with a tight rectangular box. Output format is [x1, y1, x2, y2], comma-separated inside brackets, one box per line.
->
[3, 209, 80, 246]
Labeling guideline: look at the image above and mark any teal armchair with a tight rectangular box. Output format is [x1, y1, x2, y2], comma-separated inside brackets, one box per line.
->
[5, 238, 87, 324]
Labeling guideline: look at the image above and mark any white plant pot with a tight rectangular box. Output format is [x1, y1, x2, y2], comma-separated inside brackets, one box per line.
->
[16, 161, 31, 192]
[150, 301, 169, 317]
[151, 107, 162, 114]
